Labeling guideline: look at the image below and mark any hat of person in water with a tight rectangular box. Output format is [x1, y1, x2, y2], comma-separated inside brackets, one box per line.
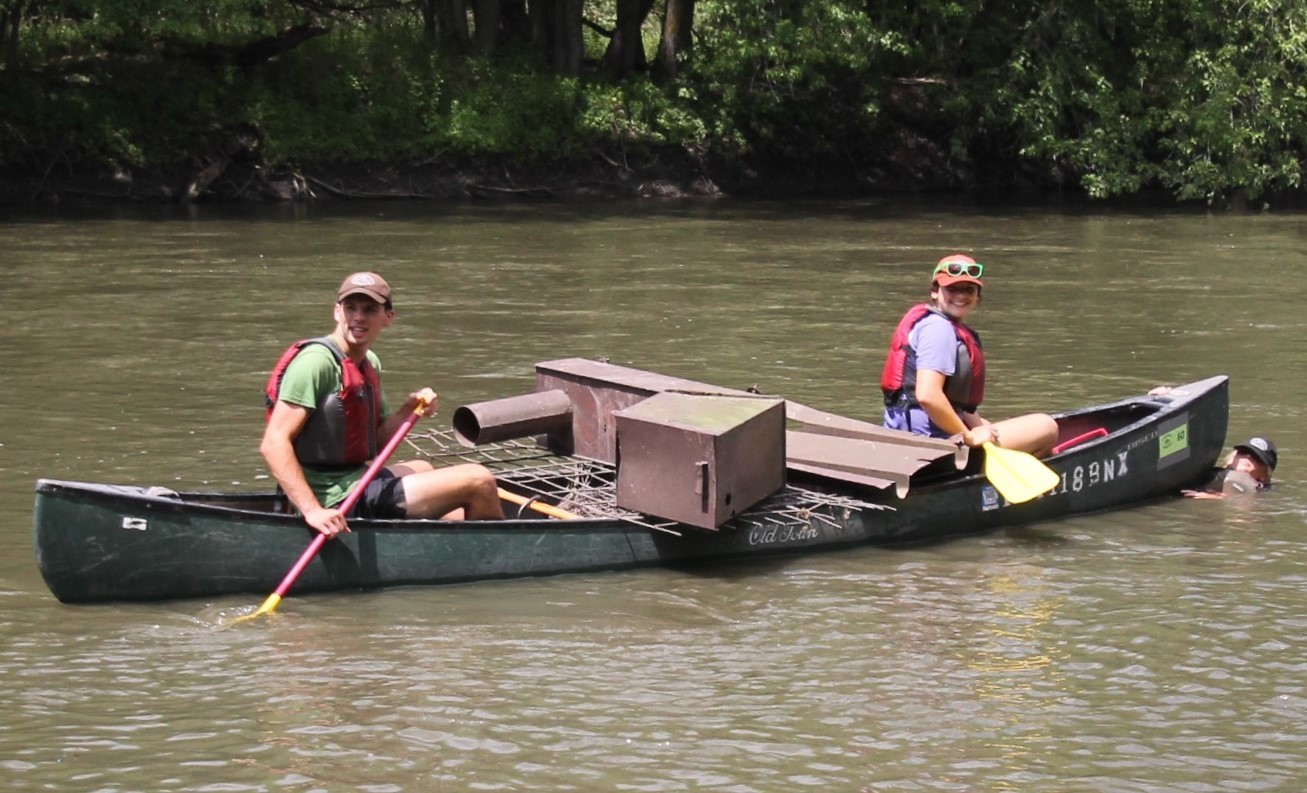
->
[1234, 436, 1278, 473]
[931, 254, 985, 289]
[337, 272, 392, 305]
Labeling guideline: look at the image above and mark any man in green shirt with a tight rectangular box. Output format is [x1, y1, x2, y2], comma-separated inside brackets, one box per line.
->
[261, 272, 504, 537]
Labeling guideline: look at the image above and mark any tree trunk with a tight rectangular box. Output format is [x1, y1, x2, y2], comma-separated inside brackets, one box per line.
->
[602, 0, 653, 77]
[531, 0, 583, 74]
[435, 0, 471, 55]
[472, 0, 500, 54]
[655, 0, 695, 79]
[499, 0, 530, 46]
[554, 0, 583, 74]
[421, 0, 437, 48]
[2, 0, 28, 75]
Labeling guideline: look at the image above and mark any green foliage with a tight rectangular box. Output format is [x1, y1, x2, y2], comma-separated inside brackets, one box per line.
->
[439, 61, 587, 158]
[248, 44, 593, 161]
[1159, 3, 1307, 202]
[3, 0, 1307, 203]
[579, 81, 710, 153]
[989, 0, 1307, 202]
[0, 0, 303, 169]
[689, 0, 898, 162]
[246, 31, 429, 161]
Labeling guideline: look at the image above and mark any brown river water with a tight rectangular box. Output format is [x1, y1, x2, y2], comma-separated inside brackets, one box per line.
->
[1, 199, 1305, 791]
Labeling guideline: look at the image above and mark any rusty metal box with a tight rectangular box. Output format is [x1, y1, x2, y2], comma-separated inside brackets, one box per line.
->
[614, 392, 786, 530]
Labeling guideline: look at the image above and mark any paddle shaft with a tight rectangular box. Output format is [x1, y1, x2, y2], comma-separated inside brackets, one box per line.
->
[498, 487, 580, 520]
[259, 401, 428, 609]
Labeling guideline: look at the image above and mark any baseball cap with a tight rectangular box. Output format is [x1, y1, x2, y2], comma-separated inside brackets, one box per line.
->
[931, 254, 985, 289]
[337, 272, 392, 305]
[1234, 437, 1277, 473]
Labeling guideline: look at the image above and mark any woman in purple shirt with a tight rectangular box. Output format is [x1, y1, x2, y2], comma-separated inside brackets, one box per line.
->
[881, 254, 1058, 456]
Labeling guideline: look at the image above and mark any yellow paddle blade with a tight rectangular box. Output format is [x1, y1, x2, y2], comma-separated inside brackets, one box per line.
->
[251, 592, 282, 617]
[982, 442, 1060, 504]
[223, 593, 282, 627]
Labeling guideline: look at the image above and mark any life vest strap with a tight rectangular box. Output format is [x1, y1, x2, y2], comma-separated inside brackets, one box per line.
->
[883, 389, 978, 414]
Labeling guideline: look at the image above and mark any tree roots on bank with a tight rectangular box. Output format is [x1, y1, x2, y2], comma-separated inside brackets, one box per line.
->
[1, 155, 736, 206]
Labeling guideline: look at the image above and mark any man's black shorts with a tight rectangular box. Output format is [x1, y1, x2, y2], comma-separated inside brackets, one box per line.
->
[346, 469, 408, 519]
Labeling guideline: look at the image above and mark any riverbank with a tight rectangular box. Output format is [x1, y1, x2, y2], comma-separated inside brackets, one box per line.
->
[0, 134, 982, 207]
[0, 157, 721, 206]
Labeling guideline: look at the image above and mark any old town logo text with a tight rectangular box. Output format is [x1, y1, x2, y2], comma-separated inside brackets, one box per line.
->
[747, 522, 821, 546]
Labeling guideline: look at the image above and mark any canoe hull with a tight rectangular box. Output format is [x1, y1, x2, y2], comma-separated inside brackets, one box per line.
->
[34, 375, 1229, 603]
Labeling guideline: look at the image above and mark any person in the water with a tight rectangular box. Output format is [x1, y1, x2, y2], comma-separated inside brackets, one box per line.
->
[1183, 436, 1278, 499]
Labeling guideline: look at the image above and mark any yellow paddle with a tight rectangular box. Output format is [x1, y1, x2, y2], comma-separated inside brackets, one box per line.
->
[981, 442, 1060, 504]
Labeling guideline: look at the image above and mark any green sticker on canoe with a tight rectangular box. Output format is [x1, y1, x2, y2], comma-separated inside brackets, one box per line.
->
[1159, 422, 1189, 458]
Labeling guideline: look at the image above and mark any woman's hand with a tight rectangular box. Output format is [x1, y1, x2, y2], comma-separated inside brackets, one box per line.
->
[964, 423, 999, 447]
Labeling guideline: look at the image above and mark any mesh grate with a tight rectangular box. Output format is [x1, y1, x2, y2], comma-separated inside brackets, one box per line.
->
[405, 428, 891, 535]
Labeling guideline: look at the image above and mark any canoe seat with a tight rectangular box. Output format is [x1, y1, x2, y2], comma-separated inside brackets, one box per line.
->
[1051, 427, 1108, 456]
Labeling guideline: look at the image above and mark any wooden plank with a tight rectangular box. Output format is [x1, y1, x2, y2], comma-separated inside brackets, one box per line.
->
[533, 359, 969, 484]
[535, 358, 750, 461]
[784, 426, 970, 498]
[786, 462, 901, 495]
[784, 401, 969, 470]
[537, 357, 732, 395]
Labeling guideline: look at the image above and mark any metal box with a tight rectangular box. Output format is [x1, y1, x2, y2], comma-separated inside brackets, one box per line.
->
[615, 392, 786, 530]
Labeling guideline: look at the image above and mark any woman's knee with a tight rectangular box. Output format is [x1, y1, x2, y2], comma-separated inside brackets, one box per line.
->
[994, 413, 1059, 455]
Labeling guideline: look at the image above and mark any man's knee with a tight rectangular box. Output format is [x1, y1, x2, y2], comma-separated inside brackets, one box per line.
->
[406, 465, 495, 502]
[469, 464, 497, 492]
[389, 459, 435, 477]
[442, 463, 496, 493]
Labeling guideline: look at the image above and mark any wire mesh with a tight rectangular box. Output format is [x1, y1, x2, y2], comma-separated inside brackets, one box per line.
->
[405, 428, 891, 535]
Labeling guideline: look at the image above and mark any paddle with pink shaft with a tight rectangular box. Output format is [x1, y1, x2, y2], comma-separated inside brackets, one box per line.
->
[235, 391, 434, 622]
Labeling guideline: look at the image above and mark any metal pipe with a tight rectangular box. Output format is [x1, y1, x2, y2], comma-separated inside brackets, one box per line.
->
[452, 390, 573, 447]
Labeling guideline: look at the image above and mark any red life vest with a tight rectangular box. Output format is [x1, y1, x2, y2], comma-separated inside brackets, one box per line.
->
[264, 337, 383, 466]
[880, 304, 986, 413]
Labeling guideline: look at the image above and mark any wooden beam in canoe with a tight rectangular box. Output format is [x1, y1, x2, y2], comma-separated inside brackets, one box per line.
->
[783, 401, 969, 469]
[785, 429, 961, 498]
[533, 358, 969, 491]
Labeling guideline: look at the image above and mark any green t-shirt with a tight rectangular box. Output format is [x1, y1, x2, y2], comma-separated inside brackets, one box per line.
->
[278, 344, 390, 508]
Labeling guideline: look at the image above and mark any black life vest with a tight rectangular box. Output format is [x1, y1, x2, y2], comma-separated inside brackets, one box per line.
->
[880, 303, 986, 413]
[264, 337, 383, 466]
[1205, 468, 1266, 495]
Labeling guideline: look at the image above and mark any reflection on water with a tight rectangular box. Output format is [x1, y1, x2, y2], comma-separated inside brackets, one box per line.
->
[2, 201, 1306, 790]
